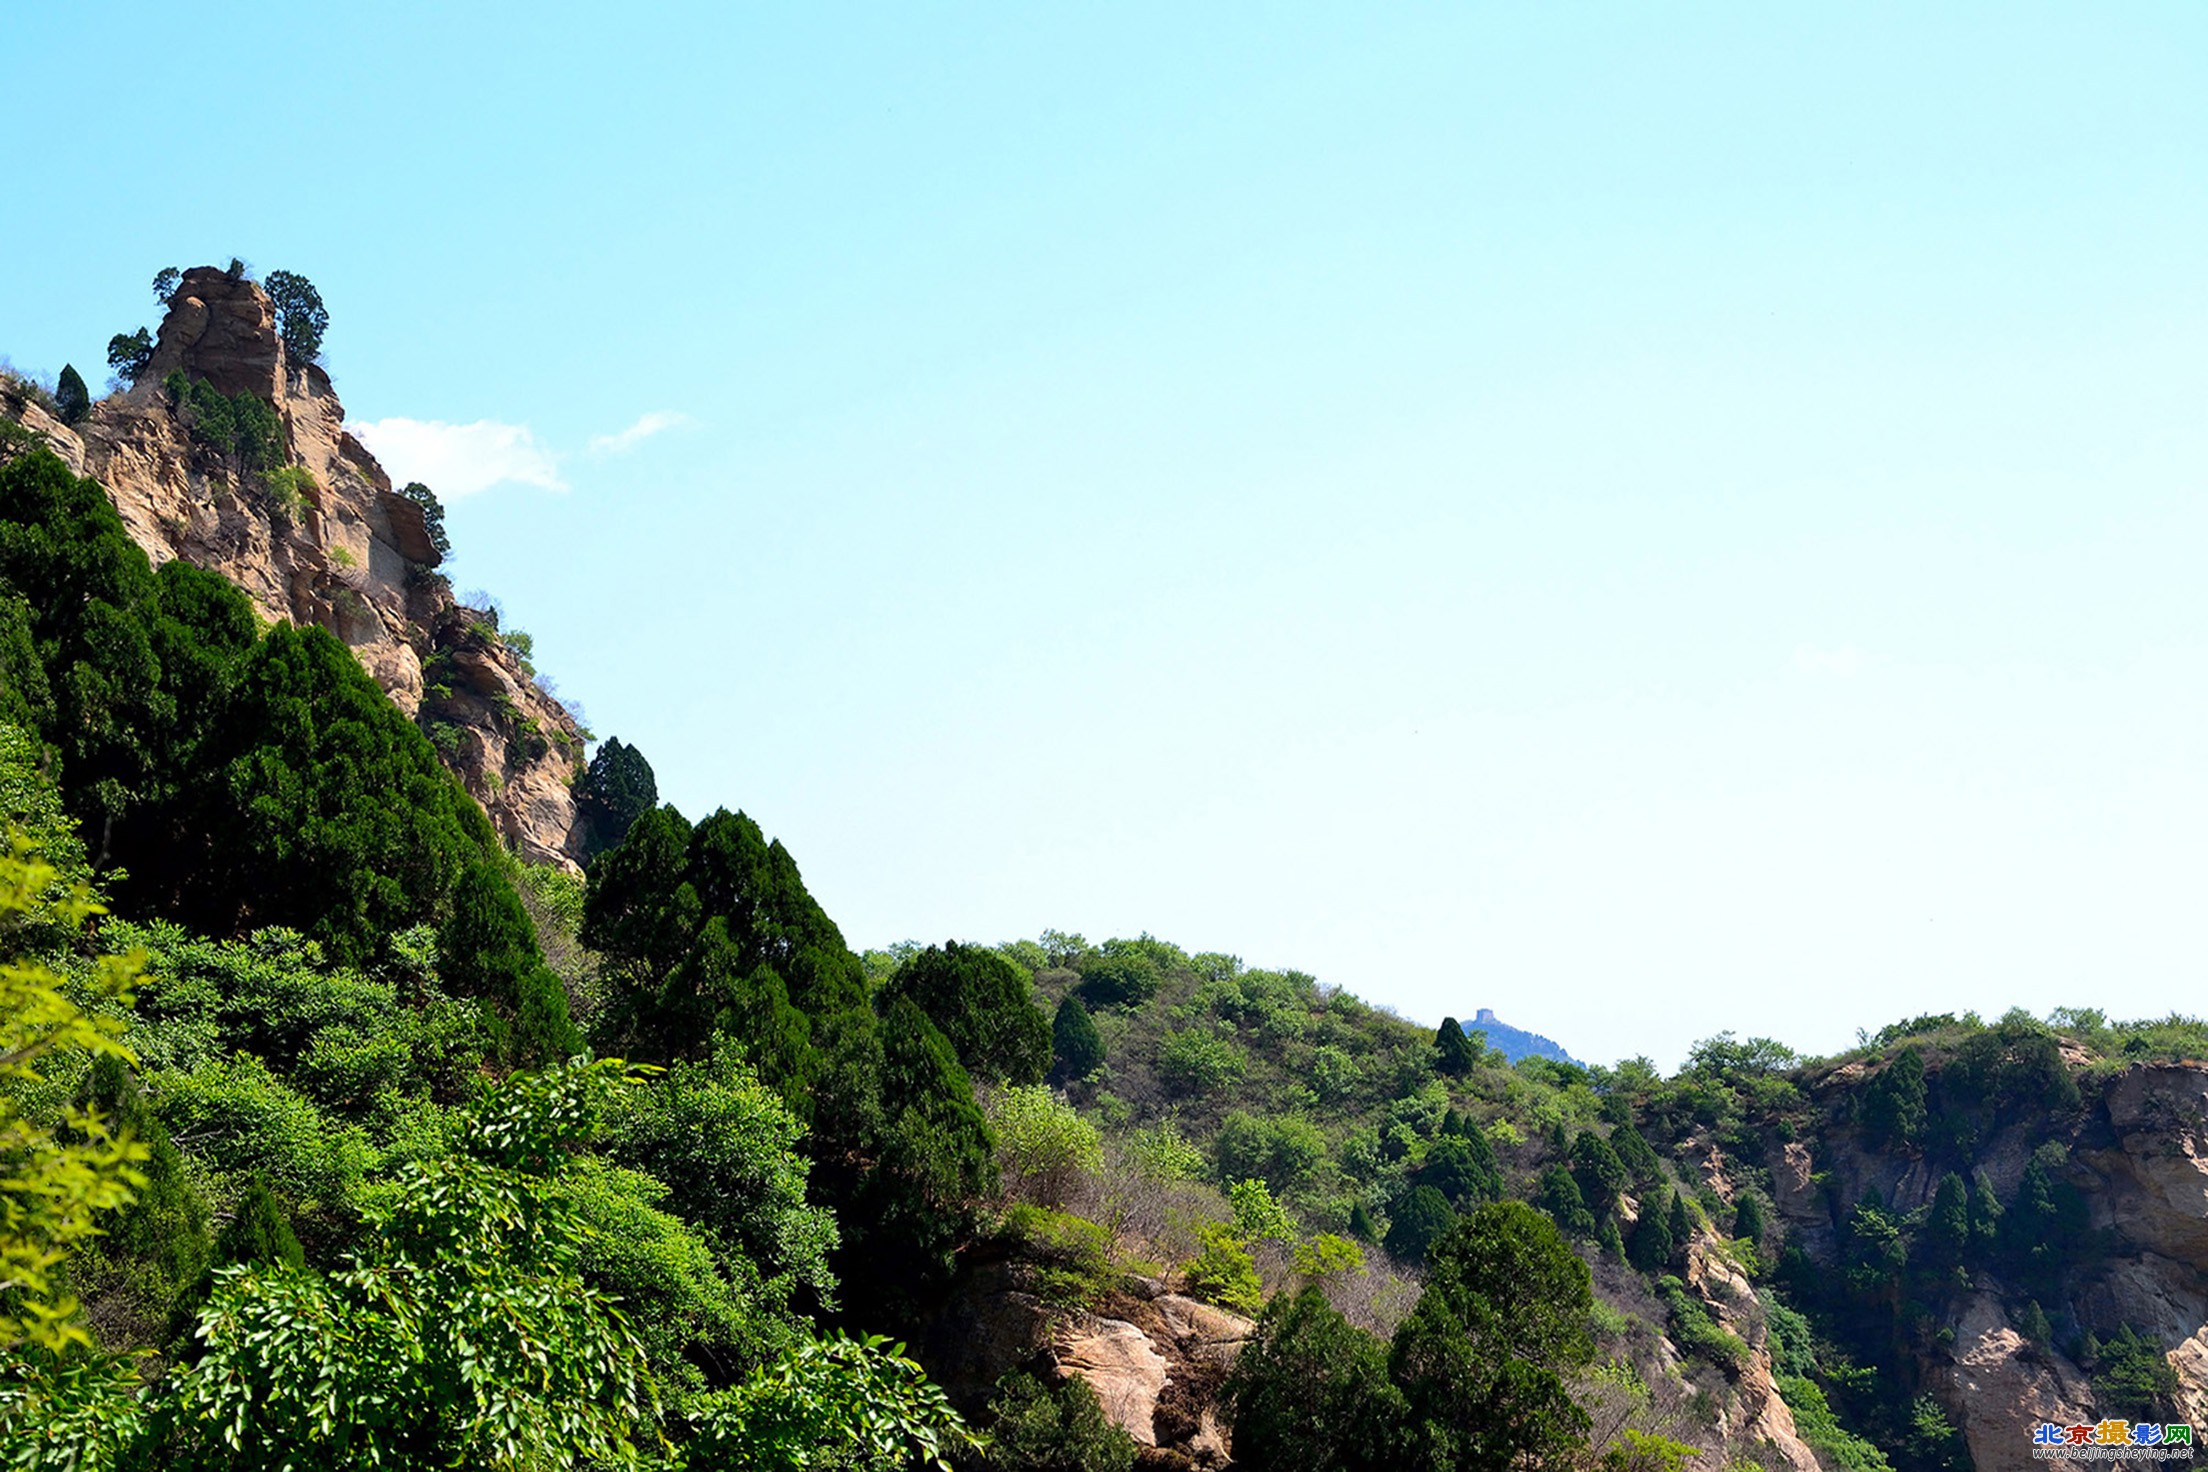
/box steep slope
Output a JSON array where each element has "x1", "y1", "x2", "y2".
[{"x1": 1, "y1": 265, "x2": 586, "y2": 866}]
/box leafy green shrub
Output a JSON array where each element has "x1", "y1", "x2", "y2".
[
  {"x1": 1655, "y1": 1275, "x2": 1747, "y2": 1369},
  {"x1": 1157, "y1": 1027, "x2": 1245, "y2": 1096},
  {"x1": 987, "y1": 1084, "x2": 1102, "y2": 1206},
  {"x1": 1184, "y1": 1221, "x2": 1263, "y2": 1313},
  {"x1": 1076, "y1": 949, "x2": 1159, "y2": 1009},
  {"x1": 1001, "y1": 1203, "x2": 1114, "y2": 1308},
  {"x1": 984, "y1": 1371, "x2": 1137, "y2": 1472},
  {"x1": 150, "y1": 1052, "x2": 373, "y2": 1211},
  {"x1": 680, "y1": 1331, "x2": 981, "y2": 1471},
  {"x1": 261, "y1": 464, "x2": 316, "y2": 521},
  {"x1": 1777, "y1": 1375, "x2": 1894, "y2": 1472}
]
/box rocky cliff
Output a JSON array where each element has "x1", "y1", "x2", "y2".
[
  {"x1": 1766, "y1": 1055, "x2": 2208, "y2": 1472},
  {"x1": 2, "y1": 266, "x2": 587, "y2": 868}
]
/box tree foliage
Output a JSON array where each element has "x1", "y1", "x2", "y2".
[
  {"x1": 575, "y1": 735, "x2": 655, "y2": 861},
  {"x1": 263, "y1": 270, "x2": 329, "y2": 364},
  {"x1": 53, "y1": 366, "x2": 88, "y2": 426},
  {"x1": 1389, "y1": 1201, "x2": 1597, "y2": 1472}
]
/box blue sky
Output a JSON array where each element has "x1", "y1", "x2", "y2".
[{"x1": 6, "y1": 4, "x2": 2205, "y2": 1067}]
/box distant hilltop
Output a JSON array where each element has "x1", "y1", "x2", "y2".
[{"x1": 1462, "y1": 1007, "x2": 1578, "y2": 1065}]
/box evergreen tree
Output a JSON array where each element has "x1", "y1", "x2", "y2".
[
  {"x1": 1597, "y1": 1213, "x2": 1626, "y2": 1262},
  {"x1": 1666, "y1": 1191, "x2": 1694, "y2": 1259},
  {"x1": 54, "y1": 365, "x2": 89, "y2": 425},
  {"x1": 1924, "y1": 1171, "x2": 1971, "y2": 1269},
  {"x1": 1733, "y1": 1191, "x2": 1767, "y2": 1246},
  {"x1": 1609, "y1": 1121, "x2": 1663, "y2": 1187},
  {"x1": 574, "y1": 735, "x2": 655, "y2": 860},
  {"x1": 1348, "y1": 1201, "x2": 1379, "y2": 1244},
  {"x1": 1051, "y1": 994, "x2": 1105, "y2": 1081},
  {"x1": 264, "y1": 269, "x2": 329, "y2": 362},
  {"x1": 1433, "y1": 1017, "x2": 1477, "y2": 1076},
  {"x1": 2017, "y1": 1299, "x2": 2052, "y2": 1345},
  {"x1": 1384, "y1": 1185, "x2": 1456, "y2": 1265},
  {"x1": 1968, "y1": 1170, "x2": 2003, "y2": 1256},
  {"x1": 1423, "y1": 1133, "x2": 1502, "y2": 1207},
  {"x1": 1226, "y1": 1287, "x2": 1404, "y2": 1472},
  {"x1": 1629, "y1": 1190, "x2": 1675, "y2": 1273},
  {"x1": 1390, "y1": 1202, "x2": 1597, "y2": 1472},
  {"x1": 1568, "y1": 1131, "x2": 1629, "y2": 1214},
  {"x1": 1861, "y1": 1044, "x2": 1928, "y2": 1148},
  {"x1": 79, "y1": 1054, "x2": 209, "y2": 1319},
  {"x1": 881, "y1": 941, "x2": 1049, "y2": 1086},
  {"x1": 1538, "y1": 1163, "x2": 1595, "y2": 1239},
  {"x1": 396, "y1": 480, "x2": 452, "y2": 562}
]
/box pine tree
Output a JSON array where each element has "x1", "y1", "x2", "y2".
[
  {"x1": 54, "y1": 364, "x2": 89, "y2": 425},
  {"x1": 1968, "y1": 1170, "x2": 2003, "y2": 1256},
  {"x1": 1733, "y1": 1192, "x2": 1767, "y2": 1245},
  {"x1": 1349, "y1": 1201, "x2": 1379, "y2": 1244},
  {"x1": 1598, "y1": 1213, "x2": 1626, "y2": 1262},
  {"x1": 1925, "y1": 1171, "x2": 1971, "y2": 1268},
  {"x1": 1667, "y1": 1191, "x2": 1694, "y2": 1260},
  {"x1": 1433, "y1": 1017, "x2": 1476, "y2": 1076},
  {"x1": 1629, "y1": 1190, "x2": 1675, "y2": 1273},
  {"x1": 1051, "y1": 994, "x2": 1105, "y2": 1081}
]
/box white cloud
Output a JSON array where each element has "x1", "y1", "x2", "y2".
[
  {"x1": 1792, "y1": 643, "x2": 1868, "y2": 678},
  {"x1": 347, "y1": 418, "x2": 566, "y2": 498},
  {"x1": 588, "y1": 410, "x2": 688, "y2": 456}
]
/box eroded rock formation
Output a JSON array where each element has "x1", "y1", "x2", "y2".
[{"x1": 7, "y1": 266, "x2": 586, "y2": 866}]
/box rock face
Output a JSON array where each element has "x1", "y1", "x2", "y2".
[
  {"x1": 3, "y1": 267, "x2": 587, "y2": 868},
  {"x1": 921, "y1": 1262, "x2": 1254, "y2": 1469},
  {"x1": 1773, "y1": 1059, "x2": 2208, "y2": 1466}
]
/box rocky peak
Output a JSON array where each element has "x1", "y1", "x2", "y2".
[
  {"x1": 6, "y1": 268, "x2": 588, "y2": 869},
  {"x1": 144, "y1": 265, "x2": 288, "y2": 402}
]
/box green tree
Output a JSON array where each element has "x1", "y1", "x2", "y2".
[
  {"x1": 1539, "y1": 1163, "x2": 1595, "y2": 1238},
  {"x1": 1389, "y1": 1201, "x2": 1598, "y2": 1472},
  {"x1": 574, "y1": 735, "x2": 655, "y2": 861},
  {"x1": 1861, "y1": 1045, "x2": 1927, "y2": 1149},
  {"x1": 0, "y1": 832, "x2": 150, "y2": 1351},
  {"x1": 106, "y1": 328, "x2": 153, "y2": 383},
  {"x1": 1609, "y1": 1122, "x2": 1663, "y2": 1187},
  {"x1": 164, "y1": 1059, "x2": 658, "y2": 1469},
  {"x1": 152, "y1": 267, "x2": 182, "y2": 305},
  {"x1": 263, "y1": 270, "x2": 329, "y2": 363},
  {"x1": 1570, "y1": 1132, "x2": 1629, "y2": 1214},
  {"x1": 1733, "y1": 1191, "x2": 1767, "y2": 1247},
  {"x1": 1923, "y1": 1171, "x2": 1970, "y2": 1270},
  {"x1": 1226, "y1": 1286, "x2": 1405, "y2": 1472},
  {"x1": 395, "y1": 480, "x2": 452, "y2": 562},
  {"x1": 1433, "y1": 1017, "x2": 1477, "y2": 1076},
  {"x1": 1666, "y1": 1191, "x2": 1694, "y2": 1257},
  {"x1": 1051, "y1": 994, "x2": 1104, "y2": 1081},
  {"x1": 984, "y1": 1371, "x2": 1136, "y2": 1472},
  {"x1": 1598, "y1": 1213, "x2": 1627, "y2": 1261},
  {"x1": 1075, "y1": 950, "x2": 1159, "y2": 1009},
  {"x1": 2093, "y1": 1325, "x2": 2180, "y2": 1421},
  {"x1": 53, "y1": 365, "x2": 89, "y2": 425},
  {"x1": 1968, "y1": 1170, "x2": 2002, "y2": 1256},
  {"x1": 1629, "y1": 1190, "x2": 1675, "y2": 1273},
  {"x1": 1422, "y1": 1132, "x2": 1502, "y2": 1207},
  {"x1": 1384, "y1": 1184, "x2": 1456, "y2": 1265},
  {"x1": 881, "y1": 941, "x2": 1049, "y2": 1086},
  {"x1": 680, "y1": 1331, "x2": 980, "y2": 1471},
  {"x1": 76, "y1": 1053, "x2": 210, "y2": 1328}
]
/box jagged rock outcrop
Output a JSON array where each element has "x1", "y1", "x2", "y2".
[
  {"x1": 1679, "y1": 1236, "x2": 1822, "y2": 1472},
  {"x1": 5, "y1": 267, "x2": 587, "y2": 867},
  {"x1": 922, "y1": 1261, "x2": 1253, "y2": 1468}
]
